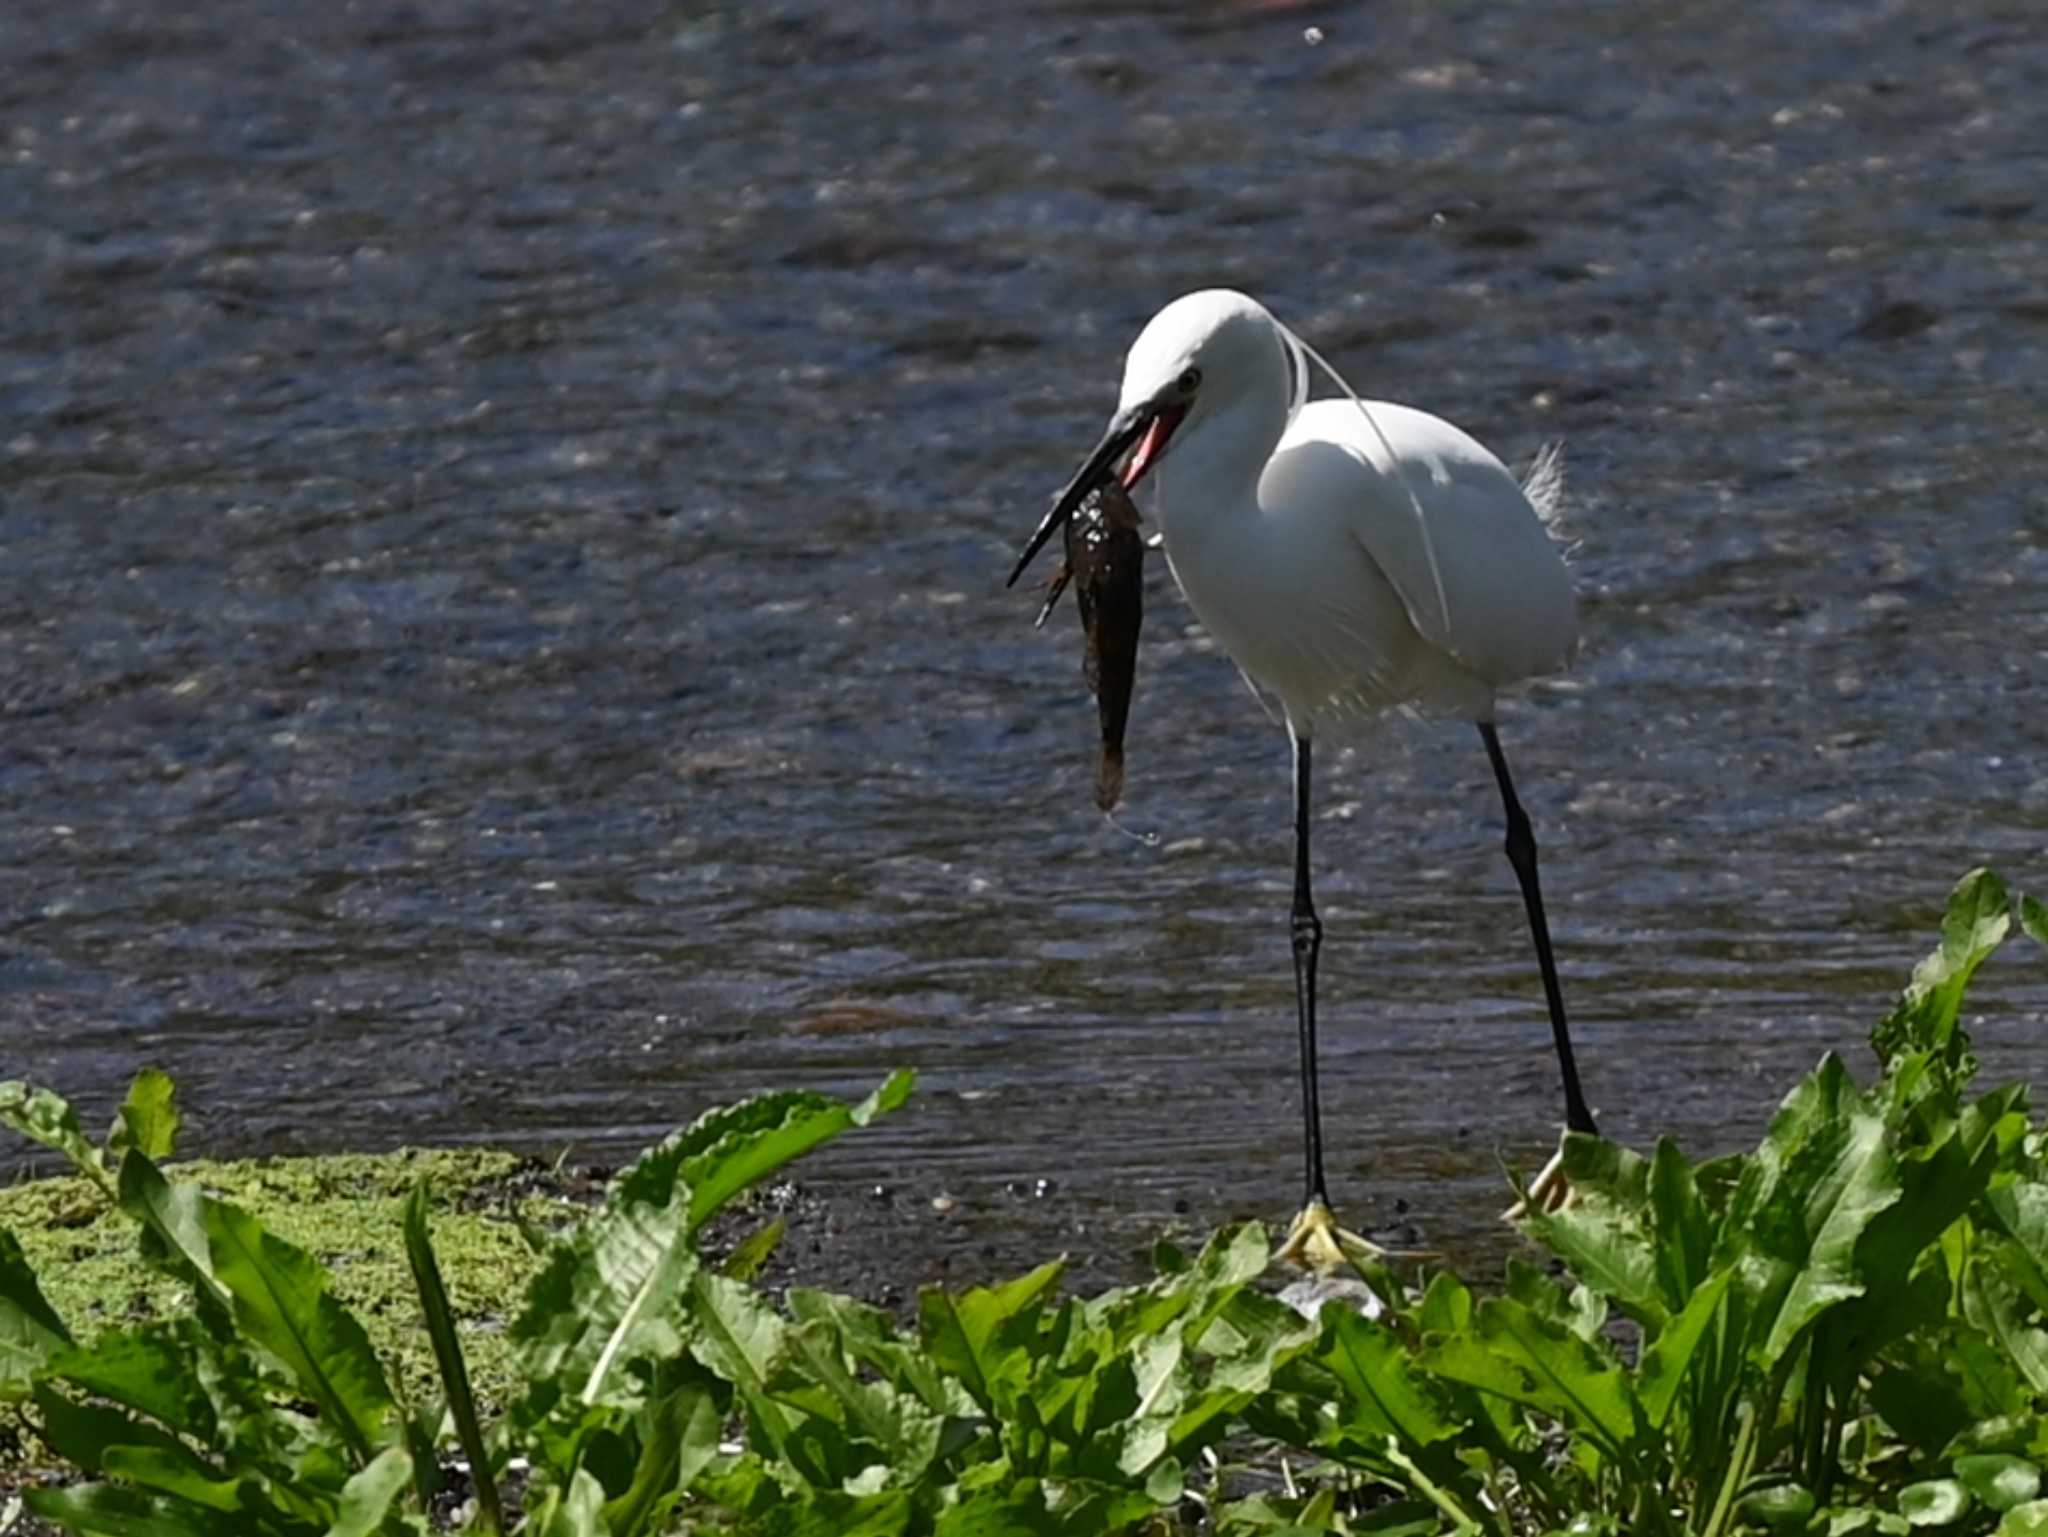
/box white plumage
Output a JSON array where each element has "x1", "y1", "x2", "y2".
[
  {"x1": 1009, "y1": 287, "x2": 1597, "y2": 1268},
  {"x1": 1123, "y1": 290, "x2": 1578, "y2": 735}
]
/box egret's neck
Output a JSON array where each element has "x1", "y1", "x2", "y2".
[{"x1": 1153, "y1": 380, "x2": 1291, "y2": 545}]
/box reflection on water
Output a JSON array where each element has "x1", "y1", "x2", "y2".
[{"x1": 2, "y1": 0, "x2": 2046, "y2": 1277}]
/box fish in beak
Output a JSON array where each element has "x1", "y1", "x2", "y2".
[{"x1": 1006, "y1": 400, "x2": 1186, "y2": 588}]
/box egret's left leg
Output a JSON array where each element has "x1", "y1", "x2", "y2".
[{"x1": 1479, "y1": 722, "x2": 1594, "y2": 1215}]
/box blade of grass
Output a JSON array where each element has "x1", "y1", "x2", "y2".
[{"x1": 405, "y1": 1181, "x2": 502, "y2": 1535}]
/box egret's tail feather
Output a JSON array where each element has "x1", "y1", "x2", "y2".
[{"x1": 1519, "y1": 440, "x2": 1567, "y2": 528}]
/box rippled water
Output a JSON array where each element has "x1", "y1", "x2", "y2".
[{"x1": 3, "y1": 0, "x2": 2046, "y2": 1279}]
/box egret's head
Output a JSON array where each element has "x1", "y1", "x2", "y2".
[{"x1": 1007, "y1": 288, "x2": 1299, "y2": 588}]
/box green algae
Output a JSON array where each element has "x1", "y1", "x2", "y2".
[{"x1": 0, "y1": 1144, "x2": 586, "y2": 1460}]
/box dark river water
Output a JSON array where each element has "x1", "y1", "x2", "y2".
[{"x1": 4, "y1": 0, "x2": 2047, "y2": 1283}]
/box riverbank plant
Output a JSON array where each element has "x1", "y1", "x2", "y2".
[{"x1": 4, "y1": 868, "x2": 2048, "y2": 1534}]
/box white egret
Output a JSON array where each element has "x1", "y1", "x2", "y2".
[{"x1": 1008, "y1": 290, "x2": 1596, "y2": 1269}]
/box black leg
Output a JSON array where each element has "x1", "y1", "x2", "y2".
[
  {"x1": 1291, "y1": 732, "x2": 1330, "y2": 1206},
  {"x1": 1478, "y1": 722, "x2": 1597, "y2": 1137}
]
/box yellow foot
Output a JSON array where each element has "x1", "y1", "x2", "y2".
[
  {"x1": 1503, "y1": 1142, "x2": 1575, "y2": 1222},
  {"x1": 1277, "y1": 1199, "x2": 1397, "y2": 1275}
]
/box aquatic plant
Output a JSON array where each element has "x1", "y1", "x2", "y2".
[{"x1": 4, "y1": 868, "x2": 2048, "y2": 1534}]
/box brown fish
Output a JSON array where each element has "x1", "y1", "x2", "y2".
[{"x1": 1035, "y1": 480, "x2": 1145, "y2": 810}]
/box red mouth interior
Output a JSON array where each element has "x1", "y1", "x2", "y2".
[{"x1": 1120, "y1": 407, "x2": 1185, "y2": 490}]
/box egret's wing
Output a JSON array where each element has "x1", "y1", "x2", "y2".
[{"x1": 1268, "y1": 400, "x2": 1578, "y2": 689}]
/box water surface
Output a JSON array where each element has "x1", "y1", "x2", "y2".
[{"x1": 3, "y1": 0, "x2": 2047, "y2": 1282}]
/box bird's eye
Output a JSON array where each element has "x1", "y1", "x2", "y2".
[{"x1": 1176, "y1": 367, "x2": 1202, "y2": 395}]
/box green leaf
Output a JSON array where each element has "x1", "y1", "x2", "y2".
[
  {"x1": 1, "y1": 1226, "x2": 73, "y2": 1398},
  {"x1": 1638, "y1": 1266, "x2": 1734, "y2": 1429},
  {"x1": 512, "y1": 1186, "x2": 701, "y2": 1412},
  {"x1": 1985, "y1": 1185, "x2": 2048, "y2": 1315},
  {"x1": 32, "y1": 1383, "x2": 216, "y2": 1480},
  {"x1": 1965, "y1": 1258, "x2": 2048, "y2": 1396},
  {"x1": 1521, "y1": 1138, "x2": 1667, "y2": 1328},
  {"x1": 1899, "y1": 1478, "x2": 1971, "y2": 1525},
  {"x1": 404, "y1": 1182, "x2": 501, "y2": 1533},
  {"x1": 201, "y1": 1189, "x2": 397, "y2": 1466},
  {"x1": 1319, "y1": 1307, "x2": 1461, "y2": 1451},
  {"x1": 2020, "y1": 895, "x2": 2048, "y2": 950},
  {"x1": 99, "y1": 1445, "x2": 249, "y2": 1512},
  {"x1": 918, "y1": 1259, "x2": 1065, "y2": 1416},
  {"x1": 1998, "y1": 1500, "x2": 2048, "y2": 1536},
  {"x1": 1958, "y1": 1455, "x2": 2042, "y2": 1513},
  {"x1": 786, "y1": 1288, "x2": 975, "y2": 1417},
  {"x1": 0, "y1": 1081, "x2": 111, "y2": 1194},
  {"x1": 617, "y1": 1071, "x2": 915, "y2": 1234},
  {"x1": 600, "y1": 1377, "x2": 723, "y2": 1537},
  {"x1": 1425, "y1": 1294, "x2": 1642, "y2": 1462},
  {"x1": 721, "y1": 1217, "x2": 786, "y2": 1282},
  {"x1": 1738, "y1": 1484, "x2": 1817, "y2": 1532},
  {"x1": 328, "y1": 1446, "x2": 417, "y2": 1537},
  {"x1": 527, "y1": 1467, "x2": 610, "y2": 1537},
  {"x1": 782, "y1": 1316, "x2": 947, "y2": 1480},
  {"x1": 1724, "y1": 1053, "x2": 1902, "y2": 1367},
  {"x1": 107, "y1": 1069, "x2": 180, "y2": 1163},
  {"x1": 1873, "y1": 869, "x2": 2009, "y2": 1080},
  {"x1": 688, "y1": 1268, "x2": 797, "y2": 1458},
  {"x1": 22, "y1": 1482, "x2": 228, "y2": 1537},
  {"x1": 114, "y1": 1150, "x2": 230, "y2": 1316},
  {"x1": 47, "y1": 1325, "x2": 218, "y2": 1444}
]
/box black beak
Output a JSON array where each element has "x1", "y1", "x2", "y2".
[{"x1": 1006, "y1": 402, "x2": 1152, "y2": 589}]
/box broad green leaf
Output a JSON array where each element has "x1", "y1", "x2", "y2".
[
  {"x1": 782, "y1": 1316, "x2": 946, "y2": 1479},
  {"x1": 1958, "y1": 1455, "x2": 2043, "y2": 1513},
  {"x1": 23, "y1": 1482, "x2": 228, "y2": 1537},
  {"x1": 786, "y1": 1288, "x2": 975, "y2": 1417},
  {"x1": 527, "y1": 1467, "x2": 610, "y2": 1537},
  {"x1": 1946, "y1": 1414, "x2": 2039, "y2": 1458},
  {"x1": 0, "y1": 1081, "x2": 111, "y2": 1193},
  {"x1": 600, "y1": 1378, "x2": 723, "y2": 1537},
  {"x1": 108, "y1": 1069, "x2": 179, "y2": 1162},
  {"x1": 405, "y1": 1182, "x2": 501, "y2": 1533},
  {"x1": 1873, "y1": 868, "x2": 2008, "y2": 1079},
  {"x1": 2020, "y1": 894, "x2": 2048, "y2": 950},
  {"x1": 1986, "y1": 1185, "x2": 2048, "y2": 1315},
  {"x1": 1, "y1": 1226, "x2": 72, "y2": 1397},
  {"x1": 1966, "y1": 1259, "x2": 2048, "y2": 1396},
  {"x1": 33, "y1": 1383, "x2": 216, "y2": 1479},
  {"x1": 1738, "y1": 1484, "x2": 1817, "y2": 1532},
  {"x1": 512, "y1": 1187, "x2": 701, "y2": 1411},
  {"x1": 327, "y1": 1446, "x2": 416, "y2": 1537},
  {"x1": 1416, "y1": 1270, "x2": 1474, "y2": 1335},
  {"x1": 99, "y1": 1445, "x2": 249, "y2": 1512},
  {"x1": 918, "y1": 1258, "x2": 1064, "y2": 1415},
  {"x1": 115, "y1": 1150, "x2": 230, "y2": 1315},
  {"x1": 1169, "y1": 1288, "x2": 1321, "y2": 1454},
  {"x1": 201, "y1": 1191, "x2": 397, "y2": 1466},
  {"x1": 616, "y1": 1072, "x2": 915, "y2": 1233},
  {"x1": 1650, "y1": 1137, "x2": 1716, "y2": 1304},
  {"x1": 1638, "y1": 1266, "x2": 1734, "y2": 1429},
  {"x1": 1425, "y1": 1295, "x2": 1641, "y2": 1461},
  {"x1": 1999, "y1": 1500, "x2": 2048, "y2": 1536},
  {"x1": 1520, "y1": 1140, "x2": 1667, "y2": 1330},
  {"x1": 1899, "y1": 1478, "x2": 1971, "y2": 1525},
  {"x1": 1322, "y1": 1307, "x2": 1461, "y2": 1451},
  {"x1": 48, "y1": 1325, "x2": 218, "y2": 1444},
  {"x1": 1724, "y1": 1053, "x2": 1902, "y2": 1367},
  {"x1": 688, "y1": 1268, "x2": 796, "y2": 1456}
]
